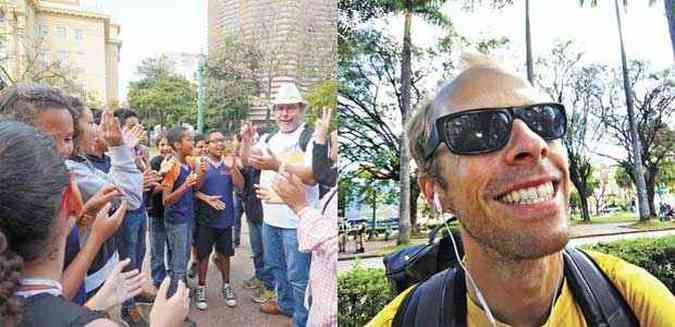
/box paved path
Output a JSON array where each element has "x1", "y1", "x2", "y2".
[
  {"x1": 338, "y1": 229, "x2": 675, "y2": 272},
  {"x1": 109, "y1": 221, "x2": 291, "y2": 327}
]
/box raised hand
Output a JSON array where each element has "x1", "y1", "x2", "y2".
[
  {"x1": 150, "y1": 278, "x2": 189, "y2": 327},
  {"x1": 314, "y1": 107, "x2": 333, "y2": 144},
  {"x1": 249, "y1": 148, "x2": 280, "y2": 171},
  {"x1": 271, "y1": 171, "x2": 308, "y2": 213},
  {"x1": 240, "y1": 121, "x2": 256, "y2": 145},
  {"x1": 255, "y1": 184, "x2": 284, "y2": 204},
  {"x1": 79, "y1": 185, "x2": 123, "y2": 227},
  {"x1": 159, "y1": 155, "x2": 176, "y2": 176},
  {"x1": 185, "y1": 172, "x2": 199, "y2": 187},
  {"x1": 85, "y1": 258, "x2": 145, "y2": 311},
  {"x1": 100, "y1": 110, "x2": 124, "y2": 147},
  {"x1": 143, "y1": 169, "x2": 162, "y2": 192},
  {"x1": 90, "y1": 200, "x2": 127, "y2": 244},
  {"x1": 122, "y1": 124, "x2": 145, "y2": 149}
]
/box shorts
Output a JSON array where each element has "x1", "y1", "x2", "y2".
[{"x1": 195, "y1": 224, "x2": 234, "y2": 260}]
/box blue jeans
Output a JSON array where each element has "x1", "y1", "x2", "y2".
[
  {"x1": 263, "y1": 223, "x2": 311, "y2": 327},
  {"x1": 166, "y1": 222, "x2": 189, "y2": 297},
  {"x1": 149, "y1": 215, "x2": 172, "y2": 287},
  {"x1": 118, "y1": 210, "x2": 147, "y2": 310},
  {"x1": 248, "y1": 220, "x2": 274, "y2": 289}
]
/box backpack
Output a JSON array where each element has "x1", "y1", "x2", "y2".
[
  {"x1": 387, "y1": 235, "x2": 639, "y2": 327},
  {"x1": 264, "y1": 124, "x2": 314, "y2": 152}
]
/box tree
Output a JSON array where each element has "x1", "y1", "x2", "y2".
[
  {"x1": 203, "y1": 36, "x2": 261, "y2": 133},
  {"x1": 383, "y1": 0, "x2": 451, "y2": 244},
  {"x1": 579, "y1": 0, "x2": 652, "y2": 220},
  {"x1": 535, "y1": 40, "x2": 598, "y2": 222},
  {"x1": 127, "y1": 55, "x2": 197, "y2": 128},
  {"x1": 592, "y1": 61, "x2": 675, "y2": 217}
]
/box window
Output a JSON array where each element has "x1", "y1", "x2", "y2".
[
  {"x1": 74, "y1": 29, "x2": 83, "y2": 41},
  {"x1": 56, "y1": 26, "x2": 66, "y2": 39}
]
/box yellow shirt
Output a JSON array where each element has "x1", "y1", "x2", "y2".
[{"x1": 366, "y1": 250, "x2": 675, "y2": 327}]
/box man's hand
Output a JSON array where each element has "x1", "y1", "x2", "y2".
[
  {"x1": 100, "y1": 110, "x2": 124, "y2": 147},
  {"x1": 255, "y1": 185, "x2": 284, "y2": 204},
  {"x1": 90, "y1": 200, "x2": 127, "y2": 244},
  {"x1": 79, "y1": 185, "x2": 123, "y2": 227},
  {"x1": 240, "y1": 122, "x2": 256, "y2": 145},
  {"x1": 250, "y1": 148, "x2": 280, "y2": 171},
  {"x1": 150, "y1": 278, "x2": 189, "y2": 327},
  {"x1": 271, "y1": 171, "x2": 308, "y2": 213},
  {"x1": 123, "y1": 124, "x2": 145, "y2": 149},
  {"x1": 314, "y1": 107, "x2": 332, "y2": 144},
  {"x1": 86, "y1": 258, "x2": 145, "y2": 312},
  {"x1": 197, "y1": 158, "x2": 208, "y2": 177},
  {"x1": 202, "y1": 194, "x2": 226, "y2": 210}
]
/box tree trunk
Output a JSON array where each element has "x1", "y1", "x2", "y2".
[
  {"x1": 397, "y1": 5, "x2": 413, "y2": 245},
  {"x1": 665, "y1": 0, "x2": 675, "y2": 61},
  {"x1": 646, "y1": 166, "x2": 659, "y2": 217},
  {"x1": 410, "y1": 177, "x2": 420, "y2": 234},
  {"x1": 525, "y1": 0, "x2": 534, "y2": 83},
  {"x1": 579, "y1": 189, "x2": 591, "y2": 222},
  {"x1": 614, "y1": 0, "x2": 651, "y2": 221},
  {"x1": 370, "y1": 191, "x2": 377, "y2": 240}
]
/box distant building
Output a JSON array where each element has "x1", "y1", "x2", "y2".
[
  {"x1": 207, "y1": 0, "x2": 336, "y2": 123},
  {"x1": 0, "y1": 0, "x2": 121, "y2": 106}
]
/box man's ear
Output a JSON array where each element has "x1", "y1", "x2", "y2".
[{"x1": 418, "y1": 175, "x2": 435, "y2": 207}]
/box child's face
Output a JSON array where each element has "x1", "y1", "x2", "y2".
[
  {"x1": 158, "y1": 137, "x2": 173, "y2": 156},
  {"x1": 179, "y1": 133, "x2": 194, "y2": 156},
  {"x1": 195, "y1": 140, "x2": 207, "y2": 156}
]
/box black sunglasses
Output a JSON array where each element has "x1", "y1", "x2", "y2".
[{"x1": 424, "y1": 103, "x2": 567, "y2": 158}]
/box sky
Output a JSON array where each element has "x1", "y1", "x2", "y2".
[
  {"x1": 81, "y1": 0, "x2": 207, "y2": 102},
  {"x1": 375, "y1": 0, "x2": 674, "y2": 165}
]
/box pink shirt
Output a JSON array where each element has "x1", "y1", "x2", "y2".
[{"x1": 297, "y1": 187, "x2": 338, "y2": 327}]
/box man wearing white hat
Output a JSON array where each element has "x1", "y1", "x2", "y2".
[{"x1": 241, "y1": 82, "x2": 318, "y2": 327}]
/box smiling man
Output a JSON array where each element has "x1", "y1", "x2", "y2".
[{"x1": 367, "y1": 56, "x2": 675, "y2": 327}]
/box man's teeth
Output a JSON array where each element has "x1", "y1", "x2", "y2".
[{"x1": 499, "y1": 182, "x2": 554, "y2": 205}]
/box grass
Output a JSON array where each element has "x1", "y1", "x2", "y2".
[{"x1": 570, "y1": 211, "x2": 638, "y2": 225}]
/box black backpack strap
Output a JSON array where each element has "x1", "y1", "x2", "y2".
[
  {"x1": 392, "y1": 267, "x2": 466, "y2": 327},
  {"x1": 563, "y1": 247, "x2": 639, "y2": 327},
  {"x1": 299, "y1": 125, "x2": 314, "y2": 152}
]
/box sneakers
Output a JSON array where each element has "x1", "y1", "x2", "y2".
[
  {"x1": 222, "y1": 283, "x2": 237, "y2": 307},
  {"x1": 121, "y1": 306, "x2": 149, "y2": 327},
  {"x1": 195, "y1": 286, "x2": 207, "y2": 310},
  {"x1": 243, "y1": 276, "x2": 262, "y2": 290},
  {"x1": 252, "y1": 287, "x2": 275, "y2": 304}
]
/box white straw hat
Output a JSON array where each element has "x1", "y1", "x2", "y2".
[{"x1": 272, "y1": 82, "x2": 307, "y2": 105}]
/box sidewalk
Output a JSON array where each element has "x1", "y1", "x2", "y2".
[
  {"x1": 338, "y1": 222, "x2": 675, "y2": 261},
  {"x1": 109, "y1": 221, "x2": 291, "y2": 327}
]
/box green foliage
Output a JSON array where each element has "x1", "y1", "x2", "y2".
[
  {"x1": 127, "y1": 55, "x2": 197, "y2": 128},
  {"x1": 202, "y1": 36, "x2": 261, "y2": 134},
  {"x1": 582, "y1": 235, "x2": 675, "y2": 293},
  {"x1": 337, "y1": 265, "x2": 394, "y2": 327},
  {"x1": 338, "y1": 235, "x2": 675, "y2": 325},
  {"x1": 305, "y1": 80, "x2": 338, "y2": 130}
]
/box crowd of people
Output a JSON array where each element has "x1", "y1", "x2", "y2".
[{"x1": 0, "y1": 81, "x2": 337, "y2": 327}]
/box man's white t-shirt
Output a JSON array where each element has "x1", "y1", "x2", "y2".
[{"x1": 254, "y1": 123, "x2": 319, "y2": 229}]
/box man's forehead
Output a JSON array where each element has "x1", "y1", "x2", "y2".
[{"x1": 430, "y1": 65, "x2": 550, "y2": 120}]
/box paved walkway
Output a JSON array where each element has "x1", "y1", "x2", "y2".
[
  {"x1": 338, "y1": 228, "x2": 675, "y2": 272},
  {"x1": 109, "y1": 221, "x2": 291, "y2": 327},
  {"x1": 338, "y1": 222, "x2": 673, "y2": 261}
]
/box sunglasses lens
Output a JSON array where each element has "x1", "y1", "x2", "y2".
[
  {"x1": 444, "y1": 111, "x2": 511, "y2": 154},
  {"x1": 520, "y1": 104, "x2": 566, "y2": 140}
]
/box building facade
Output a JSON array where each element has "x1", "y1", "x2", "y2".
[
  {"x1": 0, "y1": 0, "x2": 121, "y2": 107},
  {"x1": 207, "y1": 0, "x2": 336, "y2": 122}
]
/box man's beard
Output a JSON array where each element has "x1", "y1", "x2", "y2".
[{"x1": 459, "y1": 211, "x2": 570, "y2": 260}]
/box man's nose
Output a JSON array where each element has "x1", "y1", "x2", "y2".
[{"x1": 503, "y1": 119, "x2": 549, "y2": 164}]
